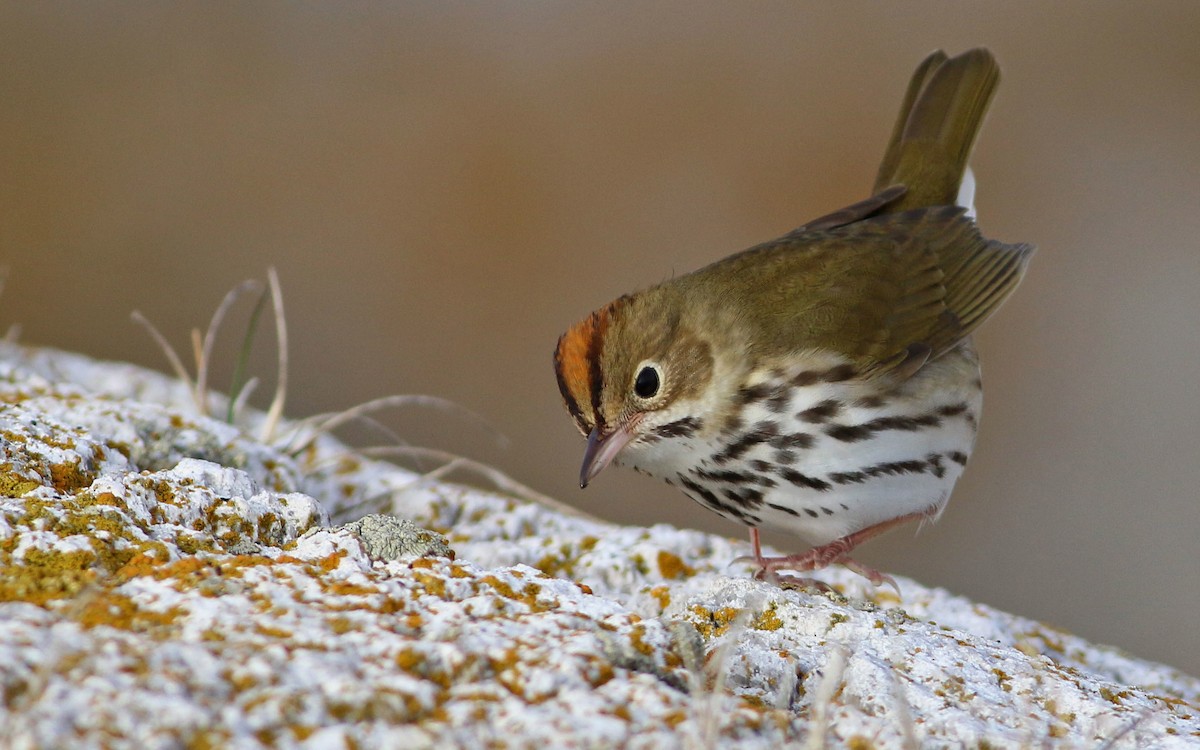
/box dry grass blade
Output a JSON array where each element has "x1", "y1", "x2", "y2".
[
  {"x1": 774, "y1": 656, "x2": 798, "y2": 712},
  {"x1": 131, "y1": 310, "x2": 197, "y2": 406},
  {"x1": 283, "y1": 394, "x2": 505, "y2": 456},
  {"x1": 230, "y1": 376, "x2": 260, "y2": 420},
  {"x1": 1097, "y1": 710, "x2": 1153, "y2": 749},
  {"x1": 260, "y1": 268, "x2": 288, "y2": 443},
  {"x1": 888, "y1": 662, "x2": 919, "y2": 750},
  {"x1": 805, "y1": 644, "x2": 848, "y2": 750},
  {"x1": 135, "y1": 279, "x2": 265, "y2": 419},
  {"x1": 359, "y1": 444, "x2": 599, "y2": 521},
  {"x1": 196, "y1": 279, "x2": 261, "y2": 416},
  {"x1": 685, "y1": 605, "x2": 755, "y2": 750},
  {"x1": 227, "y1": 281, "x2": 271, "y2": 423},
  {"x1": 0, "y1": 268, "x2": 14, "y2": 342}
]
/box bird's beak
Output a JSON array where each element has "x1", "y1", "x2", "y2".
[{"x1": 580, "y1": 424, "x2": 635, "y2": 488}]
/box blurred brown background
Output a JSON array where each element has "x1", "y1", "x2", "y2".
[{"x1": 1, "y1": 4, "x2": 1197, "y2": 674}]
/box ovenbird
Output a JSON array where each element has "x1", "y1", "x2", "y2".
[{"x1": 553, "y1": 48, "x2": 1033, "y2": 588}]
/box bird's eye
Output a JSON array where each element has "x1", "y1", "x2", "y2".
[{"x1": 634, "y1": 365, "x2": 661, "y2": 399}]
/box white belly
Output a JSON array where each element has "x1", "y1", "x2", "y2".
[{"x1": 620, "y1": 347, "x2": 983, "y2": 547}]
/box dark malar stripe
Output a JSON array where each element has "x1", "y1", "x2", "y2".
[{"x1": 654, "y1": 416, "x2": 702, "y2": 438}]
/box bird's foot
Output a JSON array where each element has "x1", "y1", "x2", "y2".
[
  {"x1": 736, "y1": 548, "x2": 898, "y2": 594},
  {"x1": 749, "y1": 568, "x2": 835, "y2": 593},
  {"x1": 736, "y1": 515, "x2": 924, "y2": 593},
  {"x1": 836, "y1": 556, "x2": 900, "y2": 594}
]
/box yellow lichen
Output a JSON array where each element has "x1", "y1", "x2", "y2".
[
  {"x1": 49, "y1": 460, "x2": 95, "y2": 494},
  {"x1": 992, "y1": 667, "x2": 1012, "y2": 692},
  {"x1": 0, "y1": 471, "x2": 41, "y2": 497},
  {"x1": 0, "y1": 552, "x2": 97, "y2": 604},
  {"x1": 648, "y1": 585, "x2": 671, "y2": 611},
  {"x1": 628, "y1": 623, "x2": 655, "y2": 656},
  {"x1": 752, "y1": 603, "x2": 784, "y2": 631},
  {"x1": 75, "y1": 591, "x2": 185, "y2": 632},
  {"x1": 656, "y1": 550, "x2": 695, "y2": 580},
  {"x1": 412, "y1": 571, "x2": 447, "y2": 598},
  {"x1": 254, "y1": 624, "x2": 294, "y2": 639},
  {"x1": 689, "y1": 605, "x2": 741, "y2": 638}
]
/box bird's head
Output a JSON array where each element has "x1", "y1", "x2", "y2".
[{"x1": 553, "y1": 291, "x2": 717, "y2": 487}]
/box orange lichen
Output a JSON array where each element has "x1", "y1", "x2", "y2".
[
  {"x1": 49, "y1": 460, "x2": 95, "y2": 494},
  {"x1": 0, "y1": 471, "x2": 41, "y2": 497},
  {"x1": 656, "y1": 550, "x2": 695, "y2": 580},
  {"x1": 689, "y1": 605, "x2": 742, "y2": 638},
  {"x1": 648, "y1": 585, "x2": 671, "y2": 611},
  {"x1": 752, "y1": 603, "x2": 784, "y2": 631},
  {"x1": 75, "y1": 591, "x2": 185, "y2": 632}
]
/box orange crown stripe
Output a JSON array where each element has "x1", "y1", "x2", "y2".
[{"x1": 554, "y1": 298, "x2": 627, "y2": 432}]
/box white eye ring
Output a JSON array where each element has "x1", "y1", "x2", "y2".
[{"x1": 633, "y1": 362, "x2": 662, "y2": 400}]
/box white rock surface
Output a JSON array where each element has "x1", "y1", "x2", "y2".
[{"x1": 0, "y1": 342, "x2": 1196, "y2": 749}]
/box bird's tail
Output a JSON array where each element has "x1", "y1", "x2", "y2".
[{"x1": 873, "y1": 48, "x2": 1000, "y2": 213}]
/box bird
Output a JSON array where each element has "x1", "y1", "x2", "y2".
[{"x1": 553, "y1": 48, "x2": 1033, "y2": 588}]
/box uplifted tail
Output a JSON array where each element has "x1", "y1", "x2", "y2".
[{"x1": 873, "y1": 48, "x2": 1000, "y2": 213}]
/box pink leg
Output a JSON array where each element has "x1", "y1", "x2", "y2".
[
  {"x1": 748, "y1": 527, "x2": 764, "y2": 563},
  {"x1": 740, "y1": 526, "x2": 836, "y2": 592},
  {"x1": 737, "y1": 511, "x2": 930, "y2": 592}
]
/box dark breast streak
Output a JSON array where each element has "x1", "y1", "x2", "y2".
[{"x1": 672, "y1": 367, "x2": 979, "y2": 529}]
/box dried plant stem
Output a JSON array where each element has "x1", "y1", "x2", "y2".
[
  {"x1": 805, "y1": 645, "x2": 848, "y2": 750},
  {"x1": 360, "y1": 444, "x2": 600, "y2": 521},
  {"x1": 230, "y1": 376, "x2": 260, "y2": 419},
  {"x1": 283, "y1": 394, "x2": 503, "y2": 456},
  {"x1": 260, "y1": 268, "x2": 288, "y2": 443},
  {"x1": 197, "y1": 279, "x2": 261, "y2": 415},
  {"x1": 131, "y1": 310, "x2": 196, "y2": 404},
  {"x1": 228, "y1": 282, "x2": 271, "y2": 423},
  {"x1": 0, "y1": 269, "x2": 15, "y2": 342}
]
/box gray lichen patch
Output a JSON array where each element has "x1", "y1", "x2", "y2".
[{"x1": 333, "y1": 513, "x2": 453, "y2": 561}]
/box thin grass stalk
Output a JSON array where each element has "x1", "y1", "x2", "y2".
[
  {"x1": 131, "y1": 310, "x2": 197, "y2": 407},
  {"x1": 227, "y1": 282, "x2": 271, "y2": 423},
  {"x1": 260, "y1": 268, "x2": 287, "y2": 443},
  {"x1": 359, "y1": 444, "x2": 599, "y2": 521},
  {"x1": 195, "y1": 279, "x2": 260, "y2": 418}
]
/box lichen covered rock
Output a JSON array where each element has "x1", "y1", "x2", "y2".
[{"x1": 0, "y1": 343, "x2": 1196, "y2": 749}]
